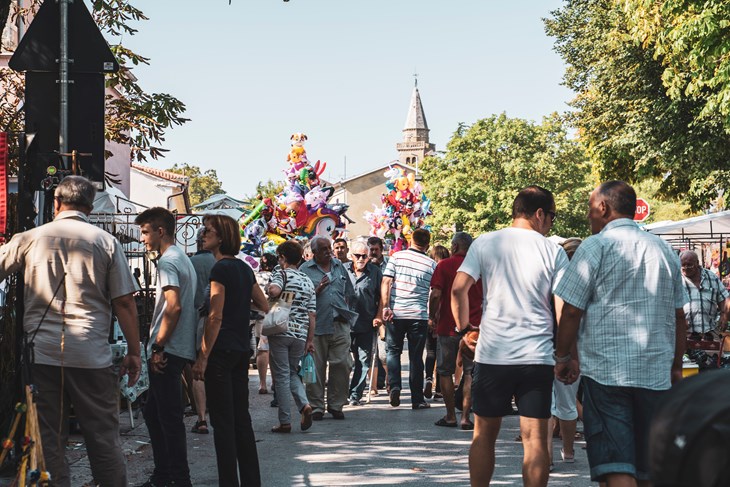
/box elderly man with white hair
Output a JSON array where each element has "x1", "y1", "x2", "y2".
[
  {"x1": 680, "y1": 250, "x2": 730, "y2": 340},
  {"x1": 345, "y1": 240, "x2": 384, "y2": 405},
  {"x1": 300, "y1": 235, "x2": 357, "y2": 420}
]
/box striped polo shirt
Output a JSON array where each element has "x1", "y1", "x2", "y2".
[{"x1": 383, "y1": 248, "x2": 436, "y2": 320}]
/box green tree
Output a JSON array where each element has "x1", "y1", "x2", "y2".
[
  {"x1": 421, "y1": 113, "x2": 593, "y2": 240},
  {"x1": 623, "y1": 0, "x2": 730, "y2": 129},
  {"x1": 245, "y1": 179, "x2": 285, "y2": 203},
  {"x1": 545, "y1": 0, "x2": 730, "y2": 212},
  {"x1": 166, "y1": 163, "x2": 223, "y2": 207},
  {"x1": 0, "y1": 0, "x2": 188, "y2": 169}
]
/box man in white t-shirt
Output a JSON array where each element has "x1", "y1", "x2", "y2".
[{"x1": 452, "y1": 185, "x2": 568, "y2": 487}]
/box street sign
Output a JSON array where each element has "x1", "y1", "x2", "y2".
[{"x1": 634, "y1": 197, "x2": 650, "y2": 222}]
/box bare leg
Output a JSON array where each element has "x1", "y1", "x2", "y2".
[
  {"x1": 604, "y1": 474, "x2": 639, "y2": 487},
  {"x1": 461, "y1": 373, "x2": 473, "y2": 427},
  {"x1": 469, "y1": 415, "x2": 502, "y2": 486},
  {"x1": 547, "y1": 416, "x2": 555, "y2": 466},
  {"x1": 520, "y1": 416, "x2": 550, "y2": 487},
  {"x1": 192, "y1": 379, "x2": 206, "y2": 422},
  {"x1": 439, "y1": 374, "x2": 457, "y2": 422},
  {"x1": 257, "y1": 350, "x2": 269, "y2": 393},
  {"x1": 559, "y1": 419, "x2": 576, "y2": 458}
]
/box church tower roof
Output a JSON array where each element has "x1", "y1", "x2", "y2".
[{"x1": 403, "y1": 86, "x2": 429, "y2": 131}]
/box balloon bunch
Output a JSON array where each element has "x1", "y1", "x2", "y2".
[
  {"x1": 364, "y1": 165, "x2": 432, "y2": 252},
  {"x1": 239, "y1": 133, "x2": 350, "y2": 256}
]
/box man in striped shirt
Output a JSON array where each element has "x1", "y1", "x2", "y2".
[{"x1": 381, "y1": 228, "x2": 437, "y2": 409}]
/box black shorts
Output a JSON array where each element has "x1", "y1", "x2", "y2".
[{"x1": 471, "y1": 363, "x2": 553, "y2": 418}]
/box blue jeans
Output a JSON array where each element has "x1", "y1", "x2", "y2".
[
  {"x1": 349, "y1": 331, "x2": 374, "y2": 401},
  {"x1": 144, "y1": 353, "x2": 191, "y2": 486},
  {"x1": 386, "y1": 319, "x2": 428, "y2": 405},
  {"x1": 582, "y1": 376, "x2": 665, "y2": 482}
]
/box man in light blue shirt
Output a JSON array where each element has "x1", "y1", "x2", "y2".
[{"x1": 554, "y1": 181, "x2": 688, "y2": 485}]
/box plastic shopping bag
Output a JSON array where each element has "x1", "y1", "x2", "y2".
[{"x1": 299, "y1": 352, "x2": 316, "y2": 385}]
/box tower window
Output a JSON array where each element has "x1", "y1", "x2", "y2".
[{"x1": 406, "y1": 157, "x2": 411, "y2": 164}]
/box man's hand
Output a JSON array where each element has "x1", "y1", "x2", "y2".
[
  {"x1": 317, "y1": 274, "x2": 330, "y2": 294},
  {"x1": 305, "y1": 339, "x2": 315, "y2": 353},
  {"x1": 428, "y1": 318, "x2": 437, "y2": 333},
  {"x1": 671, "y1": 364, "x2": 683, "y2": 384},
  {"x1": 150, "y1": 350, "x2": 168, "y2": 374},
  {"x1": 120, "y1": 354, "x2": 141, "y2": 387},
  {"x1": 555, "y1": 359, "x2": 580, "y2": 384},
  {"x1": 373, "y1": 318, "x2": 383, "y2": 328},
  {"x1": 192, "y1": 353, "x2": 208, "y2": 381},
  {"x1": 382, "y1": 307, "x2": 394, "y2": 322}
]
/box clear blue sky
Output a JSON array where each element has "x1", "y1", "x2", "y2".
[{"x1": 122, "y1": 0, "x2": 573, "y2": 199}]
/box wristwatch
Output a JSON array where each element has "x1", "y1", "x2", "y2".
[
  {"x1": 151, "y1": 342, "x2": 165, "y2": 354},
  {"x1": 454, "y1": 325, "x2": 472, "y2": 338},
  {"x1": 552, "y1": 352, "x2": 571, "y2": 363}
]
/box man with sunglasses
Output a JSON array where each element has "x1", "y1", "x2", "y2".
[
  {"x1": 452, "y1": 185, "x2": 567, "y2": 487},
  {"x1": 345, "y1": 241, "x2": 384, "y2": 405}
]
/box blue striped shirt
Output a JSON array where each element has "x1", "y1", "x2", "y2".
[
  {"x1": 383, "y1": 248, "x2": 436, "y2": 320},
  {"x1": 554, "y1": 219, "x2": 688, "y2": 390}
]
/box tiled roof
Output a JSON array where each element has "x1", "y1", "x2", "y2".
[{"x1": 131, "y1": 163, "x2": 189, "y2": 183}]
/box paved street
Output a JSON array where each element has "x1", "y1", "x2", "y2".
[{"x1": 62, "y1": 351, "x2": 594, "y2": 487}]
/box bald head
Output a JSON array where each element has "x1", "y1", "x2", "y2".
[{"x1": 680, "y1": 250, "x2": 700, "y2": 280}]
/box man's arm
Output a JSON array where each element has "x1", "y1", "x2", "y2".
[
  {"x1": 554, "y1": 302, "x2": 583, "y2": 384},
  {"x1": 428, "y1": 288, "x2": 442, "y2": 331},
  {"x1": 451, "y1": 271, "x2": 475, "y2": 333},
  {"x1": 381, "y1": 276, "x2": 394, "y2": 322},
  {"x1": 155, "y1": 286, "x2": 182, "y2": 346},
  {"x1": 112, "y1": 293, "x2": 141, "y2": 386},
  {"x1": 673, "y1": 308, "x2": 688, "y2": 384},
  {"x1": 720, "y1": 298, "x2": 730, "y2": 331}
]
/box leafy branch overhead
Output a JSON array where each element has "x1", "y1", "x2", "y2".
[
  {"x1": 545, "y1": 0, "x2": 730, "y2": 212},
  {"x1": 0, "y1": 0, "x2": 188, "y2": 163}
]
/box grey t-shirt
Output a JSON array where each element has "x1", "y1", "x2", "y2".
[{"x1": 148, "y1": 245, "x2": 198, "y2": 361}]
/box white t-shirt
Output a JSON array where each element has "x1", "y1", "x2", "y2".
[{"x1": 458, "y1": 227, "x2": 569, "y2": 365}]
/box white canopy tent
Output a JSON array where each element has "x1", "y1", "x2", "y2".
[{"x1": 643, "y1": 210, "x2": 730, "y2": 252}]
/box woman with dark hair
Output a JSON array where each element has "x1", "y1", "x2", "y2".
[
  {"x1": 265, "y1": 240, "x2": 317, "y2": 433},
  {"x1": 192, "y1": 214, "x2": 269, "y2": 487}
]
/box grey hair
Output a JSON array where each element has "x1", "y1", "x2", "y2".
[
  {"x1": 310, "y1": 235, "x2": 332, "y2": 252},
  {"x1": 350, "y1": 240, "x2": 368, "y2": 254},
  {"x1": 679, "y1": 250, "x2": 699, "y2": 262},
  {"x1": 54, "y1": 176, "x2": 96, "y2": 210},
  {"x1": 451, "y1": 231, "x2": 473, "y2": 252}
]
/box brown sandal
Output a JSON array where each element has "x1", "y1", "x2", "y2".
[
  {"x1": 191, "y1": 420, "x2": 209, "y2": 434},
  {"x1": 271, "y1": 424, "x2": 291, "y2": 433}
]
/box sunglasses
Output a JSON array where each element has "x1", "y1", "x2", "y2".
[
  {"x1": 546, "y1": 211, "x2": 557, "y2": 223},
  {"x1": 352, "y1": 253, "x2": 368, "y2": 260},
  {"x1": 202, "y1": 227, "x2": 217, "y2": 235}
]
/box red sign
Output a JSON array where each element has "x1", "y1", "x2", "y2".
[
  {"x1": 634, "y1": 197, "x2": 650, "y2": 222},
  {"x1": 0, "y1": 132, "x2": 7, "y2": 243}
]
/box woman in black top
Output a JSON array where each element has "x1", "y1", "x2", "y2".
[{"x1": 192, "y1": 215, "x2": 269, "y2": 487}]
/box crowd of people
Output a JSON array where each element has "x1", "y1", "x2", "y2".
[{"x1": 0, "y1": 175, "x2": 711, "y2": 487}]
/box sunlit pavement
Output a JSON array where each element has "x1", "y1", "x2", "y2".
[{"x1": 67, "y1": 349, "x2": 594, "y2": 487}]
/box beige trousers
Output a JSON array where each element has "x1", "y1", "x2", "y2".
[{"x1": 306, "y1": 322, "x2": 352, "y2": 413}]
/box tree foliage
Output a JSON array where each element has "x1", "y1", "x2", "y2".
[
  {"x1": 165, "y1": 163, "x2": 223, "y2": 207},
  {"x1": 0, "y1": 0, "x2": 188, "y2": 168},
  {"x1": 545, "y1": 0, "x2": 730, "y2": 212},
  {"x1": 421, "y1": 113, "x2": 593, "y2": 240},
  {"x1": 624, "y1": 0, "x2": 730, "y2": 129},
  {"x1": 244, "y1": 179, "x2": 285, "y2": 204}
]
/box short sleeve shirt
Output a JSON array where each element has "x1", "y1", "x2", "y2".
[
  {"x1": 383, "y1": 248, "x2": 436, "y2": 320},
  {"x1": 554, "y1": 219, "x2": 689, "y2": 390},
  {"x1": 346, "y1": 262, "x2": 383, "y2": 333},
  {"x1": 0, "y1": 211, "x2": 138, "y2": 368},
  {"x1": 208, "y1": 258, "x2": 255, "y2": 352},
  {"x1": 459, "y1": 227, "x2": 569, "y2": 365},
  {"x1": 430, "y1": 254, "x2": 484, "y2": 336},
  {"x1": 149, "y1": 245, "x2": 198, "y2": 361},
  {"x1": 683, "y1": 268, "x2": 730, "y2": 333},
  {"x1": 269, "y1": 268, "x2": 316, "y2": 340}
]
